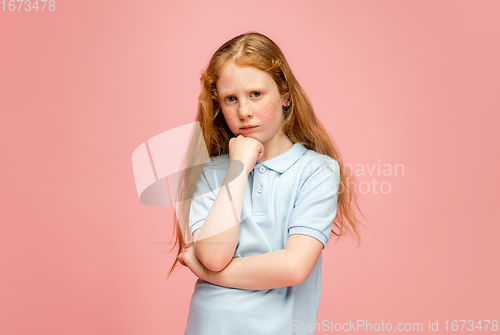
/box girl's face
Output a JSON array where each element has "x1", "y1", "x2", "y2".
[{"x1": 216, "y1": 61, "x2": 290, "y2": 154}]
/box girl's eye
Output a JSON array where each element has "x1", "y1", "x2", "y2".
[
  {"x1": 225, "y1": 96, "x2": 236, "y2": 103},
  {"x1": 251, "y1": 92, "x2": 261, "y2": 98}
]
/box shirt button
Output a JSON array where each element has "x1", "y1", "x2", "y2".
[
  {"x1": 259, "y1": 166, "x2": 266, "y2": 173},
  {"x1": 257, "y1": 186, "x2": 263, "y2": 194}
]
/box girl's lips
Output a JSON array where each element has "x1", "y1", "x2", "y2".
[{"x1": 240, "y1": 126, "x2": 258, "y2": 131}]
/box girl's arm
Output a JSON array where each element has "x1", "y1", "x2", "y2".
[
  {"x1": 193, "y1": 135, "x2": 263, "y2": 272},
  {"x1": 192, "y1": 161, "x2": 249, "y2": 272},
  {"x1": 179, "y1": 234, "x2": 324, "y2": 290}
]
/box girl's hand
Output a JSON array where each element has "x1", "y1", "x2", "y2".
[
  {"x1": 177, "y1": 243, "x2": 208, "y2": 280},
  {"x1": 229, "y1": 135, "x2": 264, "y2": 174}
]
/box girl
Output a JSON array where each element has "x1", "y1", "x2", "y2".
[{"x1": 170, "y1": 32, "x2": 364, "y2": 334}]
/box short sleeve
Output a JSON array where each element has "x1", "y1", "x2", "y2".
[
  {"x1": 189, "y1": 169, "x2": 216, "y2": 235},
  {"x1": 287, "y1": 158, "x2": 340, "y2": 248}
]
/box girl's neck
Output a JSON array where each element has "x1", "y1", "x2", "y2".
[{"x1": 259, "y1": 135, "x2": 294, "y2": 162}]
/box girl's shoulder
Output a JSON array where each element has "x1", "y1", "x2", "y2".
[
  {"x1": 191, "y1": 154, "x2": 231, "y2": 195},
  {"x1": 300, "y1": 147, "x2": 340, "y2": 175},
  {"x1": 198, "y1": 154, "x2": 232, "y2": 186},
  {"x1": 205, "y1": 154, "x2": 230, "y2": 168}
]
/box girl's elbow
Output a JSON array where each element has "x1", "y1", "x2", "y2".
[
  {"x1": 288, "y1": 259, "x2": 312, "y2": 286},
  {"x1": 290, "y1": 269, "x2": 307, "y2": 286},
  {"x1": 194, "y1": 245, "x2": 231, "y2": 272},
  {"x1": 285, "y1": 263, "x2": 302, "y2": 286},
  {"x1": 204, "y1": 257, "x2": 230, "y2": 272}
]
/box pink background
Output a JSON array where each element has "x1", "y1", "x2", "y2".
[{"x1": 1, "y1": 1, "x2": 499, "y2": 334}]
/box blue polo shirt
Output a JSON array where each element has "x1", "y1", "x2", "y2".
[{"x1": 185, "y1": 143, "x2": 341, "y2": 335}]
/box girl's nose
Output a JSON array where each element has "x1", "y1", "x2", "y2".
[{"x1": 238, "y1": 101, "x2": 253, "y2": 118}]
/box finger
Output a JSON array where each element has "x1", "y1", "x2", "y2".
[
  {"x1": 177, "y1": 256, "x2": 186, "y2": 266},
  {"x1": 257, "y1": 149, "x2": 264, "y2": 161}
]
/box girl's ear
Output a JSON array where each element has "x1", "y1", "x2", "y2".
[{"x1": 282, "y1": 93, "x2": 290, "y2": 107}]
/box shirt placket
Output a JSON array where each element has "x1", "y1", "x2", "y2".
[{"x1": 252, "y1": 163, "x2": 267, "y2": 217}]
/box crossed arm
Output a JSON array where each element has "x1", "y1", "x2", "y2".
[
  {"x1": 180, "y1": 160, "x2": 337, "y2": 290},
  {"x1": 178, "y1": 231, "x2": 324, "y2": 290}
]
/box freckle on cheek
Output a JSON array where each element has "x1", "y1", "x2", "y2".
[{"x1": 258, "y1": 102, "x2": 275, "y2": 118}]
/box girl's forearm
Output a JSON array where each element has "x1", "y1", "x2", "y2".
[
  {"x1": 202, "y1": 249, "x2": 301, "y2": 290},
  {"x1": 194, "y1": 162, "x2": 248, "y2": 272}
]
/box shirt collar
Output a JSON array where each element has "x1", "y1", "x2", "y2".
[{"x1": 255, "y1": 143, "x2": 307, "y2": 174}]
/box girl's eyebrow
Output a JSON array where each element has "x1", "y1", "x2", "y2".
[
  {"x1": 217, "y1": 90, "x2": 231, "y2": 97},
  {"x1": 219, "y1": 87, "x2": 266, "y2": 96}
]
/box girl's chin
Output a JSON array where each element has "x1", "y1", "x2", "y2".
[
  {"x1": 246, "y1": 135, "x2": 262, "y2": 143},
  {"x1": 238, "y1": 133, "x2": 259, "y2": 140}
]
